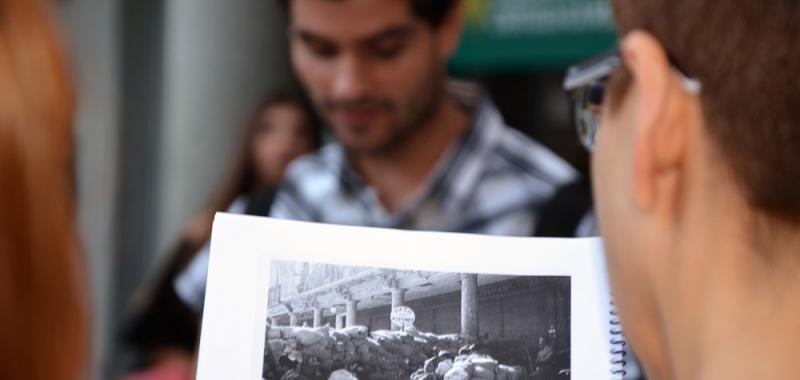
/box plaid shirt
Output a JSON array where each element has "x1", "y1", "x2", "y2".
[
  {"x1": 270, "y1": 98, "x2": 577, "y2": 236},
  {"x1": 175, "y1": 96, "x2": 578, "y2": 312}
]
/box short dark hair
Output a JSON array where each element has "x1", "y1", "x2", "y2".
[
  {"x1": 277, "y1": 0, "x2": 458, "y2": 28},
  {"x1": 611, "y1": 0, "x2": 800, "y2": 224}
]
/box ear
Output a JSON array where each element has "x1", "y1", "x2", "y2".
[
  {"x1": 436, "y1": 0, "x2": 465, "y2": 61},
  {"x1": 622, "y1": 31, "x2": 690, "y2": 214}
]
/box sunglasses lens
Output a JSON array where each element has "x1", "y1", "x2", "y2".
[
  {"x1": 563, "y1": 48, "x2": 622, "y2": 151},
  {"x1": 589, "y1": 82, "x2": 605, "y2": 105},
  {"x1": 570, "y1": 80, "x2": 606, "y2": 150}
]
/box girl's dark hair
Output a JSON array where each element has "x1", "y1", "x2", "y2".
[
  {"x1": 206, "y1": 90, "x2": 321, "y2": 226},
  {"x1": 278, "y1": 0, "x2": 458, "y2": 29},
  {"x1": 122, "y1": 91, "x2": 320, "y2": 362}
]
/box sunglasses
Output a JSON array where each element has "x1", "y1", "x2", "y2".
[{"x1": 563, "y1": 49, "x2": 702, "y2": 151}]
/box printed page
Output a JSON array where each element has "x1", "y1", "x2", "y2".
[{"x1": 197, "y1": 214, "x2": 613, "y2": 380}]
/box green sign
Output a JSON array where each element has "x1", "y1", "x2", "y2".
[{"x1": 451, "y1": 0, "x2": 618, "y2": 72}]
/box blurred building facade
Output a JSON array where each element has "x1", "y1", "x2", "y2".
[{"x1": 59, "y1": 0, "x2": 294, "y2": 376}]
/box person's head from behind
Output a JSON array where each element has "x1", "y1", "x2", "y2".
[
  {"x1": 248, "y1": 92, "x2": 319, "y2": 188},
  {"x1": 280, "y1": 0, "x2": 464, "y2": 154},
  {"x1": 0, "y1": 0, "x2": 87, "y2": 379},
  {"x1": 566, "y1": 1, "x2": 800, "y2": 378}
]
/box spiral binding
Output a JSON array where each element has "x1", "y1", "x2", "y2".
[{"x1": 609, "y1": 300, "x2": 628, "y2": 379}]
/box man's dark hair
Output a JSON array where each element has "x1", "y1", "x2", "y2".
[
  {"x1": 278, "y1": 0, "x2": 458, "y2": 28},
  {"x1": 611, "y1": 1, "x2": 800, "y2": 224}
]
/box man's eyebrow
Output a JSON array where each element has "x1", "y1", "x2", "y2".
[
  {"x1": 361, "y1": 25, "x2": 418, "y2": 45},
  {"x1": 288, "y1": 24, "x2": 418, "y2": 46},
  {"x1": 290, "y1": 28, "x2": 335, "y2": 45}
]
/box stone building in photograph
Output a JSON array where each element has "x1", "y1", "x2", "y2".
[{"x1": 266, "y1": 261, "x2": 570, "y2": 358}]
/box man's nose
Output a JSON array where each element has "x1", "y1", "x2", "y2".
[{"x1": 331, "y1": 54, "x2": 371, "y2": 101}]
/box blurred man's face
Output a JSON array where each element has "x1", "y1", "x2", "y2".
[{"x1": 288, "y1": 0, "x2": 457, "y2": 154}]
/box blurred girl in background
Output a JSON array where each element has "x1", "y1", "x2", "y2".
[
  {"x1": 182, "y1": 91, "x2": 322, "y2": 249},
  {"x1": 0, "y1": 0, "x2": 88, "y2": 379},
  {"x1": 122, "y1": 91, "x2": 321, "y2": 379}
]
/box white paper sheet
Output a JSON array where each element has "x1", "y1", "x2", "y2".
[{"x1": 197, "y1": 214, "x2": 613, "y2": 380}]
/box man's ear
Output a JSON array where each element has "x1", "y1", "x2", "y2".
[
  {"x1": 622, "y1": 31, "x2": 689, "y2": 214},
  {"x1": 437, "y1": 0, "x2": 464, "y2": 61}
]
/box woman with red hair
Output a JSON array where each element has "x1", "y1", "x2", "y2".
[{"x1": 0, "y1": 0, "x2": 88, "y2": 379}]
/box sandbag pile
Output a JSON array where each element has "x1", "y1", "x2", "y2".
[
  {"x1": 264, "y1": 324, "x2": 466, "y2": 380},
  {"x1": 410, "y1": 353, "x2": 526, "y2": 380}
]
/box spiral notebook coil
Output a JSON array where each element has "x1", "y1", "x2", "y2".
[{"x1": 609, "y1": 300, "x2": 627, "y2": 379}]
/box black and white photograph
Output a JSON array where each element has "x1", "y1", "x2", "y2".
[{"x1": 263, "y1": 260, "x2": 571, "y2": 380}]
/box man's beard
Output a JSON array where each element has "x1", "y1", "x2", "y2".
[{"x1": 317, "y1": 69, "x2": 444, "y2": 156}]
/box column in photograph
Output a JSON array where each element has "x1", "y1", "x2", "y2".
[
  {"x1": 335, "y1": 313, "x2": 345, "y2": 329},
  {"x1": 289, "y1": 312, "x2": 299, "y2": 327},
  {"x1": 391, "y1": 288, "x2": 405, "y2": 308},
  {"x1": 391, "y1": 288, "x2": 405, "y2": 331},
  {"x1": 461, "y1": 273, "x2": 479, "y2": 340},
  {"x1": 346, "y1": 299, "x2": 358, "y2": 327},
  {"x1": 313, "y1": 307, "x2": 323, "y2": 328}
]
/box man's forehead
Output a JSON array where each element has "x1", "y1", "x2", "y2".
[{"x1": 290, "y1": 0, "x2": 421, "y2": 41}]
